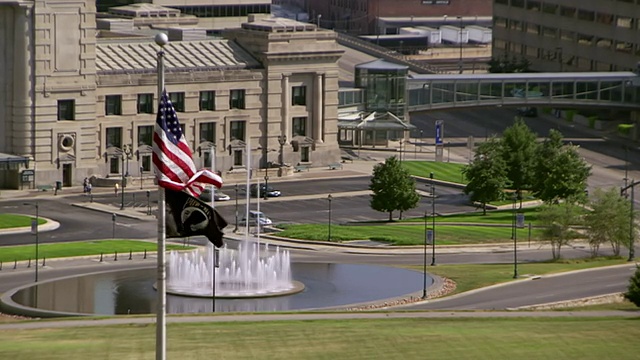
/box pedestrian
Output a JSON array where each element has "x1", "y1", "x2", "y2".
[
  {"x1": 86, "y1": 182, "x2": 92, "y2": 195},
  {"x1": 114, "y1": 182, "x2": 119, "y2": 196},
  {"x1": 83, "y1": 177, "x2": 89, "y2": 193}
]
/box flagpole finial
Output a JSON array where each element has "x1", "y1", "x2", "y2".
[{"x1": 155, "y1": 33, "x2": 169, "y2": 47}]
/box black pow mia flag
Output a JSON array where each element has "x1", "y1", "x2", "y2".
[{"x1": 165, "y1": 189, "x2": 228, "y2": 248}]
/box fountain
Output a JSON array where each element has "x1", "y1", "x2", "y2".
[{"x1": 166, "y1": 241, "x2": 303, "y2": 298}]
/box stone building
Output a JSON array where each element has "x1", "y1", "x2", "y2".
[{"x1": 0, "y1": 0, "x2": 343, "y2": 189}]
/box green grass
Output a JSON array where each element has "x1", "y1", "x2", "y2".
[
  {"x1": 0, "y1": 214, "x2": 46, "y2": 229},
  {"x1": 402, "y1": 161, "x2": 467, "y2": 184},
  {"x1": 402, "y1": 207, "x2": 546, "y2": 224},
  {"x1": 276, "y1": 223, "x2": 543, "y2": 245},
  {"x1": 0, "y1": 240, "x2": 192, "y2": 262},
  {"x1": 414, "y1": 258, "x2": 628, "y2": 295},
  {"x1": 0, "y1": 317, "x2": 639, "y2": 359}
]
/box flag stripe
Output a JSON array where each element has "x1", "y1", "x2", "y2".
[{"x1": 152, "y1": 89, "x2": 223, "y2": 195}]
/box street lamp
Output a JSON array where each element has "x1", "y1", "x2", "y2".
[
  {"x1": 140, "y1": 166, "x2": 144, "y2": 190},
  {"x1": 264, "y1": 167, "x2": 269, "y2": 200},
  {"x1": 327, "y1": 194, "x2": 333, "y2": 241},
  {"x1": 317, "y1": 14, "x2": 322, "y2": 28},
  {"x1": 419, "y1": 130, "x2": 423, "y2": 153},
  {"x1": 457, "y1": 16, "x2": 463, "y2": 74},
  {"x1": 121, "y1": 145, "x2": 132, "y2": 210},
  {"x1": 24, "y1": 202, "x2": 39, "y2": 282},
  {"x1": 430, "y1": 172, "x2": 436, "y2": 266},
  {"x1": 512, "y1": 192, "x2": 518, "y2": 278},
  {"x1": 234, "y1": 184, "x2": 239, "y2": 232},
  {"x1": 624, "y1": 146, "x2": 629, "y2": 191},
  {"x1": 422, "y1": 211, "x2": 428, "y2": 299},
  {"x1": 278, "y1": 135, "x2": 287, "y2": 166}
]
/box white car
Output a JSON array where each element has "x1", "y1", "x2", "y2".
[
  {"x1": 199, "y1": 187, "x2": 231, "y2": 202},
  {"x1": 240, "y1": 211, "x2": 273, "y2": 226}
]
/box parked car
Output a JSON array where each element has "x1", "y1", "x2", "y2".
[
  {"x1": 249, "y1": 184, "x2": 281, "y2": 198},
  {"x1": 199, "y1": 187, "x2": 231, "y2": 202},
  {"x1": 239, "y1": 210, "x2": 273, "y2": 226}
]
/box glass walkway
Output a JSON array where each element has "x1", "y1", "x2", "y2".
[{"x1": 406, "y1": 72, "x2": 640, "y2": 112}]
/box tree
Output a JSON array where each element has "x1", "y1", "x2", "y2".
[
  {"x1": 500, "y1": 118, "x2": 538, "y2": 202},
  {"x1": 624, "y1": 265, "x2": 640, "y2": 307},
  {"x1": 537, "y1": 202, "x2": 583, "y2": 260},
  {"x1": 369, "y1": 156, "x2": 420, "y2": 221},
  {"x1": 462, "y1": 137, "x2": 509, "y2": 214},
  {"x1": 532, "y1": 129, "x2": 591, "y2": 203},
  {"x1": 585, "y1": 188, "x2": 633, "y2": 257}
]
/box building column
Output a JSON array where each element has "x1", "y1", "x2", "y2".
[
  {"x1": 12, "y1": 4, "x2": 34, "y2": 158},
  {"x1": 314, "y1": 72, "x2": 324, "y2": 143},
  {"x1": 281, "y1": 73, "x2": 290, "y2": 141}
]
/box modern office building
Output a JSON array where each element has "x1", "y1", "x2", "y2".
[
  {"x1": 278, "y1": 0, "x2": 492, "y2": 35},
  {"x1": 493, "y1": 0, "x2": 640, "y2": 72},
  {"x1": 0, "y1": 0, "x2": 343, "y2": 189}
]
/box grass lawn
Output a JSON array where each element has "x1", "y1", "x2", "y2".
[
  {"x1": 0, "y1": 214, "x2": 46, "y2": 229},
  {"x1": 0, "y1": 317, "x2": 639, "y2": 359},
  {"x1": 0, "y1": 240, "x2": 193, "y2": 262},
  {"x1": 401, "y1": 207, "x2": 547, "y2": 224},
  {"x1": 402, "y1": 160, "x2": 467, "y2": 184},
  {"x1": 412, "y1": 258, "x2": 629, "y2": 295},
  {"x1": 276, "y1": 223, "x2": 543, "y2": 245}
]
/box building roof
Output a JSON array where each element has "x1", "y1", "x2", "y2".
[
  {"x1": 355, "y1": 59, "x2": 408, "y2": 71},
  {"x1": 96, "y1": 39, "x2": 261, "y2": 74}
]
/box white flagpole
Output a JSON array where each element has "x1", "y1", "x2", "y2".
[
  {"x1": 210, "y1": 144, "x2": 216, "y2": 312},
  {"x1": 154, "y1": 33, "x2": 168, "y2": 360}
]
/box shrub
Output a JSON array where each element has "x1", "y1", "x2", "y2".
[
  {"x1": 624, "y1": 265, "x2": 640, "y2": 307},
  {"x1": 587, "y1": 116, "x2": 597, "y2": 129},
  {"x1": 566, "y1": 110, "x2": 576, "y2": 122},
  {"x1": 618, "y1": 124, "x2": 635, "y2": 135}
]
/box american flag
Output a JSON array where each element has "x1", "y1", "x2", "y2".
[{"x1": 153, "y1": 89, "x2": 223, "y2": 197}]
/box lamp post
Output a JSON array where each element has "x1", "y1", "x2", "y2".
[
  {"x1": 278, "y1": 135, "x2": 287, "y2": 166},
  {"x1": 327, "y1": 194, "x2": 333, "y2": 241},
  {"x1": 622, "y1": 180, "x2": 638, "y2": 261},
  {"x1": 457, "y1": 16, "x2": 463, "y2": 74},
  {"x1": 419, "y1": 130, "x2": 423, "y2": 153},
  {"x1": 140, "y1": 166, "x2": 144, "y2": 190},
  {"x1": 317, "y1": 14, "x2": 322, "y2": 28},
  {"x1": 121, "y1": 145, "x2": 131, "y2": 210},
  {"x1": 234, "y1": 184, "x2": 239, "y2": 232},
  {"x1": 512, "y1": 192, "x2": 518, "y2": 279},
  {"x1": 624, "y1": 146, "x2": 629, "y2": 191},
  {"x1": 422, "y1": 211, "x2": 428, "y2": 299},
  {"x1": 24, "y1": 202, "x2": 39, "y2": 282},
  {"x1": 430, "y1": 172, "x2": 436, "y2": 266},
  {"x1": 264, "y1": 167, "x2": 269, "y2": 200}
]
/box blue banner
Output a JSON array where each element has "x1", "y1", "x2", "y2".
[{"x1": 435, "y1": 120, "x2": 444, "y2": 145}]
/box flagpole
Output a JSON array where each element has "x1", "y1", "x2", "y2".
[
  {"x1": 210, "y1": 144, "x2": 216, "y2": 312},
  {"x1": 154, "y1": 32, "x2": 168, "y2": 360}
]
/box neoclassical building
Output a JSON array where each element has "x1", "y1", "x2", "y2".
[{"x1": 0, "y1": 0, "x2": 343, "y2": 189}]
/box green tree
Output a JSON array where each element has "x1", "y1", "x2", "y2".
[
  {"x1": 537, "y1": 202, "x2": 583, "y2": 259},
  {"x1": 369, "y1": 156, "x2": 420, "y2": 221},
  {"x1": 462, "y1": 137, "x2": 509, "y2": 214},
  {"x1": 500, "y1": 118, "x2": 538, "y2": 202},
  {"x1": 532, "y1": 129, "x2": 591, "y2": 203},
  {"x1": 624, "y1": 265, "x2": 640, "y2": 307},
  {"x1": 585, "y1": 188, "x2": 633, "y2": 257}
]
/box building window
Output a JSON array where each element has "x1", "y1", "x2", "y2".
[
  {"x1": 292, "y1": 117, "x2": 307, "y2": 136},
  {"x1": 292, "y1": 86, "x2": 306, "y2": 106},
  {"x1": 200, "y1": 122, "x2": 216, "y2": 143},
  {"x1": 199, "y1": 91, "x2": 216, "y2": 111},
  {"x1": 137, "y1": 94, "x2": 154, "y2": 114},
  {"x1": 301, "y1": 147, "x2": 310, "y2": 162},
  {"x1": 230, "y1": 120, "x2": 245, "y2": 141},
  {"x1": 229, "y1": 89, "x2": 245, "y2": 109},
  {"x1": 105, "y1": 95, "x2": 122, "y2": 116},
  {"x1": 57, "y1": 100, "x2": 75, "y2": 120},
  {"x1": 110, "y1": 157, "x2": 120, "y2": 174},
  {"x1": 141, "y1": 155, "x2": 151, "y2": 172},
  {"x1": 138, "y1": 125, "x2": 153, "y2": 146},
  {"x1": 106, "y1": 127, "x2": 122, "y2": 149},
  {"x1": 233, "y1": 149, "x2": 243, "y2": 166},
  {"x1": 169, "y1": 92, "x2": 185, "y2": 112}
]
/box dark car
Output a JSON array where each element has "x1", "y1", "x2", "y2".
[
  {"x1": 517, "y1": 107, "x2": 538, "y2": 117},
  {"x1": 249, "y1": 184, "x2": 281, "y2": 198}
]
